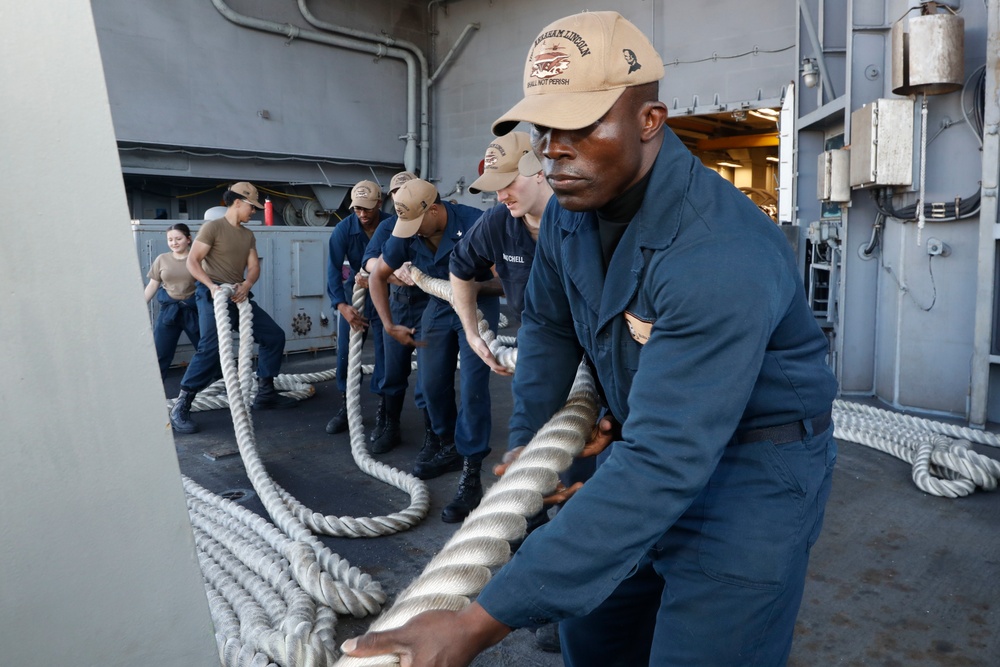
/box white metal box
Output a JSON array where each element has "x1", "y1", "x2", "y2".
[
  {"x1": 817, "y1": 149, "x2": 852, "y2": 202},
  {"x1": 849, "y1": 99, "x2": 914, "y2": 188}
]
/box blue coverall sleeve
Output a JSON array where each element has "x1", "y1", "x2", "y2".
[
  {"x1": 381, "y1": 235, "x2": 409, "y2": 271},
  {"x1": 326, "y1": 224, "x2": 349, "y2": 307},
  {"x1": 477, "y1": 230, "x2": 797, "y2": 629},
  {"x1": 449, "y1": 212, "x2": 496, "y2": 281},
  {"x1": 363, "y1": 218, "x2": 394, "y2": 267}
]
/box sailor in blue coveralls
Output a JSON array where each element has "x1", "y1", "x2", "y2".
[
  {"x1": 324, "y1": 180, "x2": 388, "y2": 436},
  {"x1": 343, "y1": 12, "x2": 838, "y2": 667},
  {"x1": 449, "y1": 130, "x2": 548, "y2": 367},
  {"x1": 368, "y1": 178, "x2": 500, "y2": 523},
  {"x1": 361, "y1": 171, "x2": 430, "y2": 454},
  {"x1": 449, "y1": 130, "x2": 574, "y2": 654}
]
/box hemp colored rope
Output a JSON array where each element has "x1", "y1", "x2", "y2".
[
  {"x1": 833, "y1": 400, "x2": 1000, "y2": 498},
  {"x1": 280, "y1": 281, "x2": 430, "y2": 538},
  {"x1": 406, "y1": 266, "x2": 517, "y2": 373},
  {"x1": 333, "y1": 363, "x2": 599, "y2": 667},
  {"x1": 186, "y1": 284, "x2": 388, "y2": 667},
  {"x1": 169, "y1": 365, "x2": 373, "y2": 413}
]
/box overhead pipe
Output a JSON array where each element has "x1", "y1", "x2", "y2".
[
  {"x1": 210, "y1": 0, "x2": 421, "y2": 173},
  {"x1": 428, "y1": 22, "x2": 480, "y2": 86},
  {"x1": 297, "y1": 0, "x2": 428, "y2": 176}
]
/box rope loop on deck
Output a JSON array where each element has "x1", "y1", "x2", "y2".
[
  {"x1": 833, "y1": 400, "x2": 1000, "y2": 498},
  {"x1": 284, "y1": 280, "x2": 430, "y2": 538},
  {"x1": 185, "y1": 284, "x2": 391, "y2": 667}
]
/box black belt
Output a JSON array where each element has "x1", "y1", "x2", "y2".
[
  {"x1": 390, "y1": 286, "x2": 428, "y2": 304},
  {"x1": 735, "y1": 411, "x2": 832, "y2": 446}
]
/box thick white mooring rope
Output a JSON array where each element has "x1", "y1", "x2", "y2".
[
  {"x1": 407, "y1": 266, "x2": 518, "y2": 373},
  {"x1": 280, "y1": 282, "x2": 430, "y2": 538},
  {"x1": 334, "y1": 362, "x2": 599, "y2": 667},
  {"x1": 832, "y1": 400, "x2": 1000, "y2": 498},
  {"x1": 186, "y1": 285, "x2": 391, "y2": 667},
  {"x1": 186, "y1": 269, "x2": 1000, "y2": 667}
]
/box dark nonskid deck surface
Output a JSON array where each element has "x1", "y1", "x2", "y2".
[{"x1": 168, "y1": 351, "x2": 999, "y2": 666}]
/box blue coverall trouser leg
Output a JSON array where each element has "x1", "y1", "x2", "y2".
[
  {"x1": 335, "y1": 293, "x2": 384, "y2": 395},
  {"x1": 380, "y1": 289, "x2": 428, "y2": 409},
  {"x1": 560, "y1": 423, "x2": 837, "y2": 667},
  {"x1": 153, "y1": 293, "x2": 200, "y2": 378},
  {"x1": 418, "y1": 298, "x2": 498, "y2": 458},
  {"x1": 180, "y1": 284, "x2": 287, "y2": 392}
]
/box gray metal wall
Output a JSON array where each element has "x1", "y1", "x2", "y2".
[
  {"x1": 92, "y1": 0, "x2": 422, "y2": 181},
  {"x1": 91, "y1": 0, "x2": 1000, "y2": 421},
  {"x1": 832, "y1": 0, "x2": 989, "y2": 418},
  {"x1": 1, "y1": 2, "x2": 217, "y2": 663},
  {"x1": 430, "y1": 0, "x2": 798, "y2": 207}
]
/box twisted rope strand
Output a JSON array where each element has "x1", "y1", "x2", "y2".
[
  {"x1": 334, "y1": 364, "x2": 599, "y2": 667},
  {"x1": 407, "y1": 266, "x2": 517, "y2": 373},
  {"x1": 183, "y1": 285, "x2": 392, "y2": 667},
  {"x1": 281, "y1": 281, "x2": 431, "y2": 538},
  {"x1": 832, "y1": 400, "x2": 1000, "y2": 497}
]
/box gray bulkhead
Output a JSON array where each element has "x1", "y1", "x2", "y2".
[{"x1": 93, "y1": 0, "x2": 1000, "y2": 426}]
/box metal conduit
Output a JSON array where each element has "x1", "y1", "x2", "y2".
[
  {"x1": 210, "y1": 0, "x2": 421, "y2": 173},
  {"x1": 295, "y1": 0, "x2": 428, "y2": 176}
]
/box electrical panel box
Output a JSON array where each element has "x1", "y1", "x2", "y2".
[
  {"x1": 849, "y1": 98, "x2": 913, "y2": 188},
  {"x1": 817, "y1": 149, "x2": 852, "y2": 202}
]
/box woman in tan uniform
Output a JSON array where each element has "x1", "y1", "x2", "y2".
[{"x1": 144, "y1": 223, "x2": 201, "y2": 378}]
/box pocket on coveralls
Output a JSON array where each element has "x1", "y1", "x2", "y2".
[{"x1": 695, "y1": 435, "x2": 823, "y2": 591}]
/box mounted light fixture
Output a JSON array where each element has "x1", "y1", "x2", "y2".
[
  {"x1": 800, "y1": 58, "x2": 819, "y2": 89},
  {"x1": 717, "y1": 160, "x2": 744, "y2": 169},
  {"x1": 748, "y1": 109, "x2": 780, "y2": 123}
]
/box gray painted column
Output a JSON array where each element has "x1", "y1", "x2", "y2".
[
  {"x1": 970, "y1": 0, "x2": 1000, "y2": 427},
  {"x1": 0, "y1": 2, "x2": 217, "y2": 665}
]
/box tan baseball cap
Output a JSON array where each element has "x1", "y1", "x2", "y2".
[
  {"x1": 229, "y1": 182, "x2": 264, "y2": 209},
  {"x1": 391, "y1": 179, "x2": 439, "y2": 238},
  {"x1": 350, "y1": 180, "x2": 382, "y2": 209},
  {"x1": 389, "y1": 171, "x2": 418, "y2": 195},
  {"x1": 492, "y1": 11, "x2": 664, "y2": 136},
  {"x1": 468, "y1": 131, "x2": 544, "y2": 194}
]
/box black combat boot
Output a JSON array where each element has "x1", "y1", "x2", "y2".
[
  {"x1": 325, "y1": 392, "x2": 349, "y2": 434},
  {"x1": 441, "y1": 455, "x2": 485, "y2": 523},
  {"x1": 368, "y1": 395, "x2": 386, "y2": 444},
  {"x1": 412, "y1": 434, "x2": 462, "y2": 480},
  {"x1": 370, "y1": 393, "x2": 403, "y2": 454},
  {"x1": 169, "y1": 389, "x2": 199, "y2": 434},
  {"x1": 413, "y1": 409, "x2": 439, "y2": 466},
  {"x1": 253, "y1": 377, "x2": 299, "y2": 410}
]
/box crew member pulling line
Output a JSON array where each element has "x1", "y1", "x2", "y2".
[{"x1": 406, "y1": 266, "x2": 518, "y2": 374}]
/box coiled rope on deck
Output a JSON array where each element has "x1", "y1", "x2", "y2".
[
  {"x1": 278, "y1": 282, "x2": 430, "y2": 538},
  {"x1": 334, "y1": 362, "x2": 599, "y2": 667},
  {"x1": 833, "y1": 400, "x2": 1000, "y2": 498},
  {"x1": 186, "y1": 284, "x2": 392, "y2": 667}
]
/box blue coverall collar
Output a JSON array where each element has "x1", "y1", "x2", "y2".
[
  {"x1": 432, "y1": 201, "x2": 466, "y2": 261},
  {"x1": 565, "y1": 128, "x2": 695, "y2": 333},
  {"x1": 346, "y1": 210, "x2": 389, "y2": 237}
]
